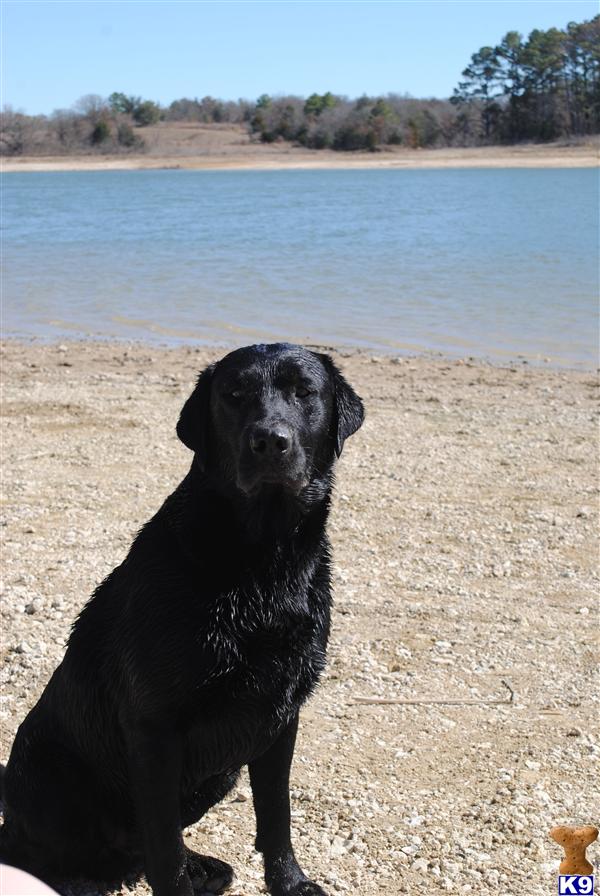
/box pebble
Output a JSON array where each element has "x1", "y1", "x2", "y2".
[{"x1": 411, "y1": 858, "x2": 429, "y2": 873}]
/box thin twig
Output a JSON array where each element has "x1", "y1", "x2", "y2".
[
  {"x1": 351, "y1": 679, "x2": 514, "y2": 707},
  {"x1": 10, "y1": 451, "x2": 57, "y2": 463}
]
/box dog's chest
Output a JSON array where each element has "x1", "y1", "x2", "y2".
[
  {"x1": 200, "y1": 581, "x2": 327, "y2": 701},
  {"x1": 182, "y1": 576, "x2": 329, "y2": 773}
]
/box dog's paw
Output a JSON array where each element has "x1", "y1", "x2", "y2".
[
  {"x1": 291, "y1": 883, "x2": 328, "y2": 896},
  {"x1": 185, "y1": 849, "x2": 234, "y2": 894},
  {"x1": 273, "y1": 880, "x2": 328, "y2": 896}
]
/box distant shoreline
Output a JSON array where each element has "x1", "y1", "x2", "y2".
[
  {"x1": 3, "y1": 141, "x2": 598, "y2": 172},
  {"x1": 2, "y1": 335, "x2": 595, "y2": 373}
]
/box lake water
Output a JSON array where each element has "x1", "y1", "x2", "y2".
[{"x1": 2, "y1": 168, "x2": 598, "y2": 367}]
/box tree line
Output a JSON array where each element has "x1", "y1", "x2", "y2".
[
  {"x1": 1, "y1": 14, "x2": 597, "y2": 156},
  {"x1": 452, "y1": 16, "x2": 599, "y2": 142}
]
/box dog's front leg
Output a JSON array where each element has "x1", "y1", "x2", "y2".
[
  {"x1": 127, "y1": 723, "x2": 193, "y2": 896},
  {"x1": 249, "y1": 714, "x2": 327, "y2": 896}
]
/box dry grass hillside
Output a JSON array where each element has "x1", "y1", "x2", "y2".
[{"x1": 2, "y1": 122, "x2": 598, "y2": 171}]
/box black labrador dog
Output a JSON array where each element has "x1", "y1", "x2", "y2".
[{"x1": 0, "y1": 343, "x2": 364, "y2": 896}]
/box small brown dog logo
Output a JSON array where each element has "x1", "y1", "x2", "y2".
[{"x1": 550, "y1": 825, "x2": 598, "y2": 875}]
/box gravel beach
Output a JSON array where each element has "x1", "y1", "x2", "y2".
[{"x1": 1, "y1": 340, "x2": 598, "y2": 895}]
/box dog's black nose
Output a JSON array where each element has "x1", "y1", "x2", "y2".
[{"x1": 249, "y1": 426, "x2": 291, "y2": 456}]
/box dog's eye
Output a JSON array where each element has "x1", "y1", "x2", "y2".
[
  {"x1": 228, "y1": 389, "x2": 244, "y2": 401},
  {"x1": 295, "y1": 386, "x2": 312, "y2": 399}
]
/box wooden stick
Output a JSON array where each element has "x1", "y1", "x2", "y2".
[{"x1": 351, "y1": 679, "x2": 514, "y2": 706}]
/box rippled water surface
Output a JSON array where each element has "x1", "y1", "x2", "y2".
[{"x1": 2, "y1": 168, "x2": 598, "y2": 366}]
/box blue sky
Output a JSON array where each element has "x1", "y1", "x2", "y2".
[{"x1": 3, "y1": 1, "x2": 598, "y2": 115}]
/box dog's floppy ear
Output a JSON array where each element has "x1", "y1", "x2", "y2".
[
  {"x1": 318, "y1": 354, "x2": 365, "y2": 457},
  {"x1": 177, "y1": 363, "x2": 216, "y2": 467}
]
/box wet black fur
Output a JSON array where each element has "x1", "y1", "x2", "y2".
[{"x1": 0, "y1": 344, "x2": 364, "y2": 896}]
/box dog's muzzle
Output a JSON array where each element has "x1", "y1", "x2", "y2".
[{"x1": 237, "y1": 423, "x2": 308, "y2": 495}]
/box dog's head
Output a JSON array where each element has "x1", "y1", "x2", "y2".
[{"x1": 177, "y1": 343, "x2": 364, "y2": 498}]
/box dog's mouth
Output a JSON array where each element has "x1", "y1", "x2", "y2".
[{"x1": 237, "y1": 469, "x2": 310, "y2": 497}]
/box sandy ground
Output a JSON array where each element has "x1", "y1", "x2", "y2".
[
  {"x1": 2, "y1": 124, "x2": 598, "y2": 171},
  {"x1": 0, "y1": 340, "x2": 598, "y2": 896}
]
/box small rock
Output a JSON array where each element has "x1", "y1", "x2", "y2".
[
  {"x1": 330, "y1": 836, "x2": 347, "y2": 857},
  {"x1": 434, "y1": 640, "x2": 452, "y2": 652},
  {"x1": 411, "y1": 858, "x2": 429, "y2": 874}
]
